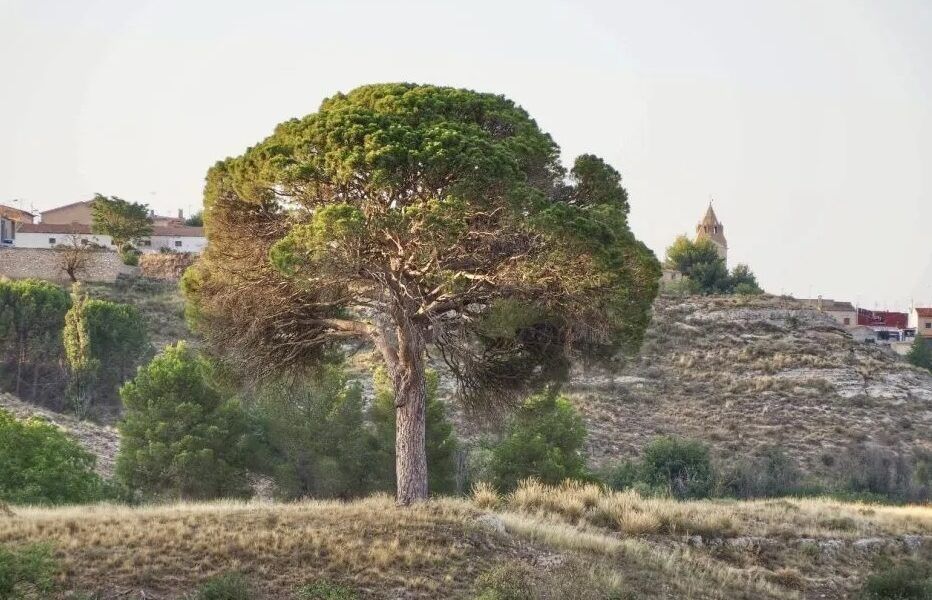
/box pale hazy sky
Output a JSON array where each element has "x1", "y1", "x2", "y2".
[{"x1": 1, "y1": 0, "x2": 930, "y2": 310}]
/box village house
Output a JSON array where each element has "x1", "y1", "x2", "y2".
[
  {"x1": 13, "y1": 199, "x2": 205, "y2": 254},
  {"x1": 910, "y1": 306, "x2": 932, "y2": 338},
  {"x1": 857, "y1": 308, "x2": 910, "y2": 342},
  {"x1": 0, "y1": 203, "x2": 35, "y2": 246},
  {"x1": 799, "y1": 297, "x2": 857, "y2": 327}
]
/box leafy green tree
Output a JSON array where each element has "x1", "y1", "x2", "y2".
[
  {"x1": 906, "y1": 337, "x2": 932, "y2": 373},
  {"x1": 90, "y1": 193, "x2": 153, "y2": 247},
  {"x1": 184, "y1": 211, "x2": 204, "y2": 227},
  {"x1": 489, "y1": 392, "x2": 589, "y2": 491},
  {"x1": 0, "y1": 279, "x2": 70, "y2": 402},
  {"x1": 665, "y1": 236, "x2": 763, "y2": 295},
  {"x1": 729, "y1": 263, "x2": 763, "y2": 295},
  {"x1": 0, "y1": 408, "x2": 106, "y2": 505},
  {"x1": 115, "y1": 342, "x2": 252, "y2": 500},
  {"x1": 251, "y1": 366, "x2": 374, "y2": 499},
  {"x1": 63, "y1": 284, "x2": 150, "y2": 416},
  {"x1": 183, "y1": 83, "x2": 659, "y2": 503},
  {"x1": 369, "y1": 368, "x2": 458, "y2": 495},
  {"x1": 640, "y1": 436, "x2": 714, "y2": 499}
]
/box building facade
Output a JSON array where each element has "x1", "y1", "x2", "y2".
[
  {"x1": 910, "y1": 307, "x2": 932, "y2": 338},
  {"x1": 0, "y1": 203, "x2": 35, "y2": 245},
  {"x1": 799, "y1": 297, "x2": 857, "y2": 327}
]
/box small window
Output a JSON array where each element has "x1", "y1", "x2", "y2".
[
  {"x1": 174, "y1": 240, "x2": 182, "y2": 247},
  {"x1": 48, "y1": 238, "x2": 56, "y2": 245},
  {"x1": 843, "y1": 317, "x2": 850, "y2": 325},
  {"x1": 926, "y1": 322, "x2": 931, "y2": 329}
]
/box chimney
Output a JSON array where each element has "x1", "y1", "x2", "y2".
[{"x1": 178, "y1": 209, "x2": 183, "y2": 219}]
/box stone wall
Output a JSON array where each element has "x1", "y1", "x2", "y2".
[
  {"x1": 138, "y1": 252, "x2": 198, "y2": 280},
  {"x1": 0, "y1": 247, "x2": 136, "y2": 283}
]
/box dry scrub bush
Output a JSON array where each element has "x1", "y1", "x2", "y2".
[{"x1": 471, "y1": 482, "x2": 500, "y2": 510}]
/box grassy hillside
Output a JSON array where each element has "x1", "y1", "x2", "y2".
[
  {"x1": 1, "y1": 482, "x2": 929, "y2": 599},
  {"x1": 568, "y1": 294, "x2": 932, "y2": 479}
]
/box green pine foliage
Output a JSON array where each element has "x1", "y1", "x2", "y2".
[
  {"x1": 0, "y1": 279, "x2": 71, "y2": 403},
  {"x1": 639, "y1": 436, "x2": 715, "y2": 499},
  {"x1": 0, "y1": 408, "x2": 107, "y2": 505},
  {"x1": 370, "y1": 368, "x2": 459, "y2": 495},
  {"x1": 906, "y1": 337, "x2": 932, "y2": 373},
  {"x1": 489, "y1": 392, "x2": 589, "y2": 491},
  {"x1": 63, "y1": 284, "x2": 150, "y2": 416},
  {"x1": 0, "y1": 543, "x2": 59, "y2": 598},
  {"x1": 115, "y1": 343, "x2": 252, "y2": 500},
  {"x1": 251, "y1": 367, "x2": 373, "y2": 499}
]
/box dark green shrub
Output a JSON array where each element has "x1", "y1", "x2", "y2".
[
  {"x1": 116, "y1": 343, "x2": 252, "y2": 500},
  {"x1": 369, "y1": 368, "x2": 458, "y2": 495},
  {"x1": 0, "y1": 543, "x2": 59, "y2": 599},
  {"x1": 64, "y1": 285, "x2": 150, "y2": 416},
  {"x1": 0, "y1": 408, "x2": 106, "y2": 505},
  {"x1": 640, "y1": 436, "x2": 714, "y2": 499},
  {"x1": 297, "y1": 580, "x2": 358, "y2": 600},
  {"x1": 0, "y1": 279, "x2": 70, "y2": 403},
  {"x1": 489, "y1": 392, "x2": 589, "y2": 492},
  {"x1": 860, "y1": 558, "x2": 932, "y2": 599},
  {"x1": 721, "y1": 446, "x2": 802, "y2": 499},
  {"x1": 190, "y1": 572, "x2": 253, "y2": 600},
  {"x1": 839, "y1": 444, "x2": 929, "y2": 503},
  {"x1": 251, "y1": 366, "x2": 374, "y2": 499},
  {"x1": 906, "y1": 337, "x2": 932, "y2": 373},
  {"x1": 601, "y1": 460, "x2": 640, "y2": 491}
]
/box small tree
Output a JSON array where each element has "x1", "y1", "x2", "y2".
[
  {"x1": 640, "y1": 436, "x2": 714, "y2": 499},
  {"x1": 489, "y1": 392, "x2": 589, "y2": 491},
  {"x1": 183, "y1": 83, "x2": 660, "y2": 503},
  {"x1": 729, "y1": 264, "x2": 763, "y2": 295},
  {"x1": 63, "y1": 285, "x2": 150, "y2": 416},
  {"x1": 0, "y1": 279, "x2": 70, "y2": 402},
  {"x1": 906, "y1": 337, "x2": 932, "y2": 373},
  {"x1": 116, "y1": 343, "x2": 252, "y2": 500},
  {"x1": 54, "y1": 233, "x2": 93, "y2": 282},
  {"x1": 370, "y1": 368, "x2": 458, "y2": 495},
  {"x1": 252, "y1": 366, "x2": 374, "y2": 499},
  {"x1": 90, "y1": 193, "x2": 153, "y2": 247},
  {"x1": 185, "y1": 211, "x2": 204, "y2": 227},
  {"x1": 0, "y1": 408, "x2": 106, "y2": 505},
  {"x1": 665, "y1": 236, "x2": 763, "y2": 295}
]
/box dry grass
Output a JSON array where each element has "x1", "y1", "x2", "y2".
[{"x1": 494, "y1": 480, "x2": 932, "y2": 540}]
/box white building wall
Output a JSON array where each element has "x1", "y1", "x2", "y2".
[{"x1": 15, "y1": 231, "x2": 206, "y2": 254}]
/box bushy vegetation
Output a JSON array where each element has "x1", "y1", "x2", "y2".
[
  {"x1": 604, "y1": 436, "x2": 714, "y2": 499},
  {"x1": 369, "y1": 368, "x2": 459, "y2": 496},
  {"x1": 488, "y1": 392, "x2": 589, "y2": 492},
  {"x1": 296, "y1": 580, "x2": 358, "y2": 600},
  {"x1": 860, "y1": 557, "x2": 932, "y2": 600},
  {"x1": 0, "y1": 279, "x2": 70, "y2": 404},
  {"x1": 116, "y1": 343, "x2": 253, "y2": 500},
  {"x1": 64, "y1": 284, "x2": 150, "y2": 416},
  {"x1": 721, "y1": 446, "x2": 803, "y2": 499},
  {"x1": 906, "y1": 337, "x2": 932, "y2": 373},
  {"x1": 838, "y1": 444, "x2": 931, "y2": 504},
  {"x1": 190, "y1": 572, "x2": 253, "y2": 600},
  {"x1": 0, "y1": 408, "x2": 107, "y2": 505},
  {"x1": 251, "y1": 367, "x2": 373, "y2": 499},
  {"x1": 0, "y1": 543, "x2": 58, "y2": 599},
  {"x1": 664, "y1": 236, "x2": 763, "y2": 295}
]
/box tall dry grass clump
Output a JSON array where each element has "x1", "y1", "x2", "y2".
[{"x1": 485, "y1": 479, "x2": 932, "y2": 539}]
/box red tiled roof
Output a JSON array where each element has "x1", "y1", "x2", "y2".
[
  {"x1": 857, "y1": 308, "x2": 908, "y2": 329},
  {"x1": 0, "y1": 204, "x2": 35, "y2": 222},
  {"x1": 18, "y1": 223, "x2": 204, "y2": 237},
  {"x1": 917, "y1": 308, "x2": 932, "y2": 318}
]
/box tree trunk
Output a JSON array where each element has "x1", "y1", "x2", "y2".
[{"x1": 392, "y1": 334, "x2": 429, "y2": 505}]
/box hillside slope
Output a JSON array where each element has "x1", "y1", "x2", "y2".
[
  {"x1": 0, "y1": 392, "x2": 118, "y2": 477},
  {"x1": 569, "y1": 294, "x2": 932, "y2": 476}
]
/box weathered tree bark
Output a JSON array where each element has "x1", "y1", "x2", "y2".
[{"x1": 389, "y1": 322, "x2": 430, "y2": 505}]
